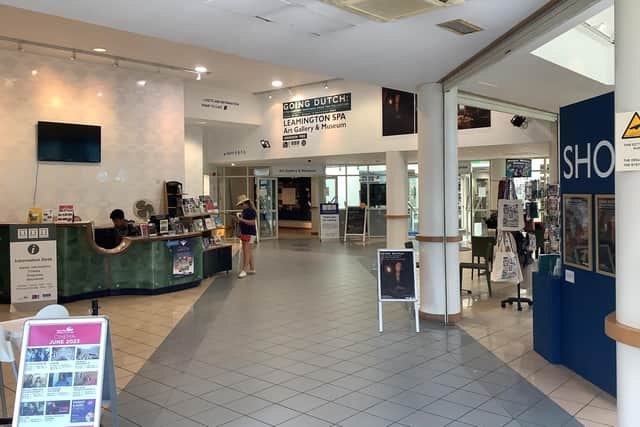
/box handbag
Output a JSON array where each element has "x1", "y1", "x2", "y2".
[{"x1": 491, "y1": 233, "x2": 524, "y2": 284}]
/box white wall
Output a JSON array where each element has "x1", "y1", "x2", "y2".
[
  {"x1": 185, "y1": 82, "x2": 262, "y2": 125},
  {"x1": 199, "y1": 81, "x2": 555, "y2": 165},
  {"x1": 185, "y1": 125, "x2": 204, "y2": 196},
  {"x1": 0, "y1": 50, "x2": 185, "y2": 223},
  {"x1": 204, "y1": 80, "x2": 417, "y2": 163}
]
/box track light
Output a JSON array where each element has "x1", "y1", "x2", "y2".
[
  {"x1": 70, "y1": 51, "x2": 76, "y2": 61},
  {"x1": 17, "y1": 42, "x2": 24, "y2": 52},
  {"x1": 113, "y1": 58, "x2": 120, "y2": 68},
  {"x1": 268, "y1": 93, "x2": 273, "y2": 100},
  {"x1": 260, "y1": 139, "x2": 271, "y2": 149},
  {"x1": 196, "y1": 73, "x2": 202, "y2": 81},
  {"x1": 324, "y1": 81, "x2": 329, "y2": 89}
]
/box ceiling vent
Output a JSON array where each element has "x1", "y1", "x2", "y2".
[
  {"x1": 437, "y1": 19, "x2": 483, "y2": 35},
  {"x1": 322, "y1": 0, "x2": 464, "y2": 22}
]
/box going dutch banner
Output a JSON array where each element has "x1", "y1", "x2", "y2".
[{"x1": 282, "y1": 93, "x2": 351, "y2": 150}]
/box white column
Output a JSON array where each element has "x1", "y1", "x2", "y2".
[
  {"x1": 615, "y1": 1, "x2": 640, "y2": 425},
  {"x1": 386, "y1": 151, "x2": 408, "y2": 248},
  {"x1": 184, "y1": 125, "x2": 204, "y2": 195},
  {"x1": 417, "y1": 83, "x2": 461, "y2": 320}
]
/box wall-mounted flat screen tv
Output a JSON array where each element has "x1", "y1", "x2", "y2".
[{"x1": 37, "y1": 121, "x2": 101, "y2": 163}]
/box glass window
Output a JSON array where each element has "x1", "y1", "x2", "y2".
[
  {"x1": 347, "y1": 166, "x2": 367, "y2": 175},
  {"x1": 368, "y1": 165, "x2": 386, "y2": 173},
  {"x1": 325, "y1": 166, "x2": 345, "y2": 176},
  {"x1": 408, "y1": 164, "x2": 419, "y2": 175},
  {"x1": 337, "y1": 175, "x2": 347, "y2": 207},
  {"x1": 347, "y1": 176, "x2": 360, "y2": 205}
]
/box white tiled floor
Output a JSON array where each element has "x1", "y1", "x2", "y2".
[{"x1": 457, "y1": 249, "x2": 618, "y2": 426}]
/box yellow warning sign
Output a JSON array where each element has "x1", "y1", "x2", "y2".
[{"x1": 622, "y1": 112, "x2": 640, "y2": 139}]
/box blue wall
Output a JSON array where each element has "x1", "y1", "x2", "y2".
[{"x1": 557, "y1": 92, "x2": 616, "y2": 395}]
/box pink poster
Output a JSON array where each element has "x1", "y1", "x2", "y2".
[{"x1": 15, "y1": 319, "x2": 106, "y2": 427}]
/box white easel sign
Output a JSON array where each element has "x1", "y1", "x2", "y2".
[
  {"x1": 13, "y1": 317, "x2": 118, "y2": 427},
  {"x1": 377, "y1": 249, "x2": 420, "y2": 333}
]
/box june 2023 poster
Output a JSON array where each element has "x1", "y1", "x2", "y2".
[{"x1": 16, "y1": 321, "x2": 105, "y2": 427}]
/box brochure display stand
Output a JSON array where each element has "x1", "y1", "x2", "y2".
[
  {"x1": 12, "y1": 316, "x2": 118, "y2": 427},
  {"x1": 377, "y1": 249, "x2": 419, "y2": 333}
]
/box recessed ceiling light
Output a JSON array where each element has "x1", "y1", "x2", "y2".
[
  {"x1": 272, "y1": 80, "x2": 283, "y2": 88},
  {"x1": 268, "y1": 94, "x2": 273, "y2": 100},
  {"x1": 231, "y1": 163, "x2": 236, "y2": 167},
  {"x1": 93, "y1": 47, "x2": 107, "y2": 53},
  {"x1": 31, "y1": 69, "x2": 38, "y2": 76},
  {"x1": 136, "y1": 80, "x2": 147, "y2": 87},
  {"x1": 195, "y1": 66, "x2": 207, "y2": 73},
  {"x1": 97, "y1": 91, "x2": 103, "y2": 97}
]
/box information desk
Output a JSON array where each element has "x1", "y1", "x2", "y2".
[{"x1": 0, "y1": 222, "x2": 233, "y2": 304}]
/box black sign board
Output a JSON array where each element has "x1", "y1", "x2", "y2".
[
  {"x1": 283, "y1": 93, "x2": 351, "y2": 119},
  {"x1": 345, "y1": 207, "x2": 366, "y2": 235}
]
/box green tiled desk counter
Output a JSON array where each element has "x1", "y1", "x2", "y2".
[{"x1": 0, "y1": 223, "x2": 204, "y2": 304}]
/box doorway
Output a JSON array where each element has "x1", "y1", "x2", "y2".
[
  {"x1": 256, "y1": 177, "x2": 278, "y2": 240},
  {"x1": 277, "y1": 177, "x2": 313, "y2": 239}
]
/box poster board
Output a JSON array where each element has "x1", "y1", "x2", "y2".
[
  {"x1": 9, "y1": 224, "x2": 58, "y2": 309},
  {"x1": 497, "y1": 200, "x2": 524, "y2": 231},
  {"x1": 505, "y1": 159, "x2": 532, "y2": 178},
  {"x1": 563, "y1": 194, "x2": 592, "y2": 271},
  {"x1": 319, "y1": 203, "x2": 339, "y2": 241},
  {"x1": 13, "y1": 317, "x2": 115, "y2": 427},
  {"x1": 170, "y1": 239, "x2": 195, "y2": 277},
  {"x1": 595, "y1": 195, "x2": 615, "y2": 277},
  {"x1": 377, "y1": 249, "x2": 419, "y2": 333},
  {"x1": 344, "y1": 206, "x2": 367, "y2": 242}
]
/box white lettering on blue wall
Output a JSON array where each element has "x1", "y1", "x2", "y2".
[{"x1": 563, "y1": 140, "x2": 615, "y2": 179}]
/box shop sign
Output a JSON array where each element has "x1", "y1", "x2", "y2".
[
  {"x1": 616, "y1": 111, "x2": 640, "y2": 171},
  {"x1": 9, "y1": 224, "x2": 57, "y2": 306},
  {"x1": 271, "y1": 165, "x2": 323, "y2": 177}
]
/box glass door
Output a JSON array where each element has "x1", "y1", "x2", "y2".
[
  {"x1": 324, "y1": 177, "x2": 337, "y2": 203},
  {"x1": 256, "y1": 178, "x2": 278, "y2": 240}
]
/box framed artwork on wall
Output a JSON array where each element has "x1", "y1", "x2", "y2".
[
  {"x1": 563, "y1": 194, "x2": 592, "y2": 271},
  {"x1": 595, "y1": 195, "x2": 615, "y2": 277}
]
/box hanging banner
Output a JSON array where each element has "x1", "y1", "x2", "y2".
[
  {"x1": 172, "y1": 239, "x2": 195, "y2": 277},
  {"x1": 320, "y1": 203, "x2": 339, "y2": 241},
  {"x1": 13, "y1": 317, "x2": 112, "y2": 427},
  {"x1": 505, "y1": 159, "x2": 532, "y2": 178},
  {"x1": 10, "y1": 224, "x2": 57, "y2": 306},
  {"x1": 282, "y1": 93, "x2": 351, "y2": 150}
]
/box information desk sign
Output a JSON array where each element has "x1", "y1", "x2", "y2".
[
  {"x1": 377, "y1": 249, "x2": 420, "y2": 333},
  {"x1": 9, "y1": 224, "x2": 57, "y2": 309},
  {"x1": 320, "y1": 203, "x2": 339, "y2": 241},
  {"x1": 13, "y1": 317, "x2": 118, "y2": 427}
]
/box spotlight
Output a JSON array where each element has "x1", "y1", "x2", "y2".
[
  {"x1": 70, "y1": 51, "x2": 77, "y2": 61},
  {"x1": 195, "y1": 66, "x2": 208, "y2": 73},
  {"x1": 260, "y1": 139, "x2": 271, "y2": 149},
  {"x1": 272, "y1": 80, "x2": 283, "y2": 88},
  {"x1": 324, "y1": 82, "x2": 329, "y2": 89},
  {"x1": 511, "y1": 115, "x2": 528, "y2": 129},
  {"x1": 196, "y1": 73, "x2": 202, "y2": 81},
  {"x1": 93, "y1": 47, "x2": 107, "y2": 53},
  {"x1": 31, "y1": 69, "x2": 38, "y2": 76},
  {"x1": 113, "y1": 58, "x2": 120, "y2": 68},
  {"x1": 268, "y1": 93, "x2": 273, "y2": 100},
  {"x1": 136, "y1": 80, "x2": 147, "y2": 87}
]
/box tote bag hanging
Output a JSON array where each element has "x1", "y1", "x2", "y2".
[{"x1": 491, "y1": 233, "x2": 524, "y2": 284}]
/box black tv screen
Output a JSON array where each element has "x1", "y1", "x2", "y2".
[{"x1": 37, "y1": 121, "x2": 101, "y2": 163}]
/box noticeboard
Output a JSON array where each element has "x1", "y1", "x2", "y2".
[
  {"x1": 13, "y1": 317, "x2": 111, "y2": 427},
  {"x1": 9, "y1": 224, "x2": 58, "y2": 307}
]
